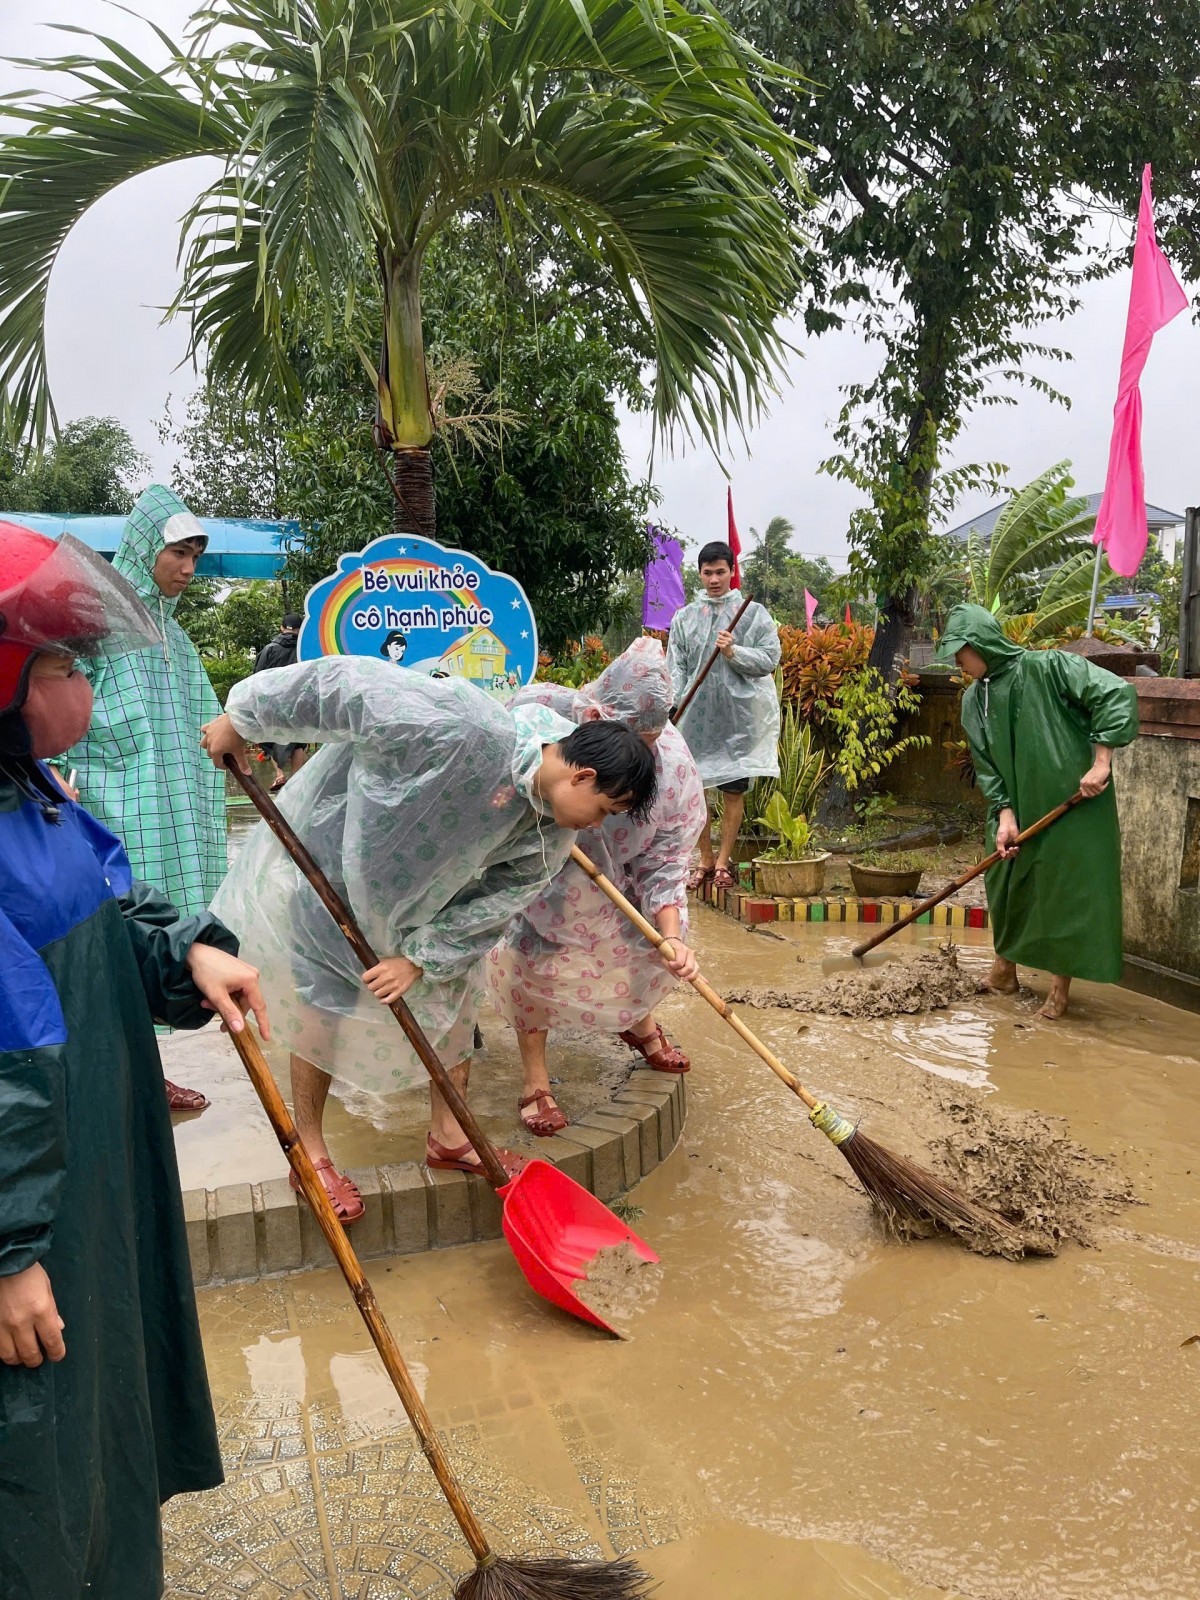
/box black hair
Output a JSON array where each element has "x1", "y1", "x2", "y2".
[
  {"x1": 282, "y1": 612, "x2": 303, "y2": 630},
  {"x1": 698, "y1": 540, "x2": 734, "y2": 570},
  {"x1": 559, "y1": 720, "x2": 657, "y2": 824},
  {"x1": 380, "y1": 630, "x2": 407, "y2": 658}
]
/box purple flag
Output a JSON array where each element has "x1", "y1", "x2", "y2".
[{"x1": 643, "y1": 525, "x2": 685, "y2": 629}]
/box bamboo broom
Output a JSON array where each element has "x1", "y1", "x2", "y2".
[
  {"x1": 226, "y1": 1021, "x2": 655, "y2": 1600},
  {"x1": 569, "y1": 845, "x2": 1021, "y2": 1253}
]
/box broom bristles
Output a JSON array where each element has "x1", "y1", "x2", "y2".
[
  {"x1": 839, "y1": 1127, "x2": 1025, "y2": 1258},
  {"x1": 455, "y1": 1554, "x2": 658, "y2": 1600}
]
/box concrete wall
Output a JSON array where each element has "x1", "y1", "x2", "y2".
[
  {"x1": 1114, "y1": 680, "x2": 1200, "y2": 1012},
  {"x1": 884, "y1": 672, "x2": 986, "y2": 814}
]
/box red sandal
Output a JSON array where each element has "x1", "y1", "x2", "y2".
[
  {"x1": 518, "y1": 1089, "x2": 568, "y2": 1137},
  {"x1": 289, "y1": 1158, "x2": 365, "y2": 1223},
  {"x1": 426, "y1": 1135, "x2": 527, "y2": 1179},
  {"x1": 712, "y1": 865, "x2": 736, "y2": 890},
  {"x1": 165, "y1": 1079, "x2": 210, "y2": 1112},
  {"x1": 618, "y1": 1024, "x2": 690, "y2": 1073},
  {"x1": 687, "y1": 864, "x2": 715, "y2": 892}
]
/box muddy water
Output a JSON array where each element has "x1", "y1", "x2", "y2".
[{"x1": 177, "y1": 903, "x2": 1200, "y2": 1599}]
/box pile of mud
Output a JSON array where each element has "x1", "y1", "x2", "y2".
[
  {"x1": 930, "y1": 1095, "x2": 1138, "y2": 1257},
  {"x1": 573, "y1": 1241, "x2": 661, "y2": 1338},
  {"x1": 728, "y1": 945, "x2": 987, "y2": 1019}
]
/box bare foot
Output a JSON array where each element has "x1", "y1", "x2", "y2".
[
  {"x1": 985, "y1": 957, "x2": 1019, "y2": 996},
  {"x1": 1038, "y1": 979, "x2": 1071, "y2": 1021}
]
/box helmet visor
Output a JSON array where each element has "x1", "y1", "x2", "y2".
[{"x1": 0, "y1": 533, "x2": 162, "y2": 661}]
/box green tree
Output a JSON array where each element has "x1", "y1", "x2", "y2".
[
  {"x1": 725, "y1": 0, "x2": 1200, "y2": 675},
  {"x1": 159, "y1": 221, "x2": 658, "y2": 650},
  {"x1": 0, "y1": 416, "x2": 145, "y2": 514},
  {"x1": 742, "y1": 515, "x2": 839, "y2": 624},
  {"x1": 0, "y1": 0, "x2": 805, "y2": 549}
]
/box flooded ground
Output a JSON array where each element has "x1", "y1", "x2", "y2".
[{"x1": 169, "y1": 863, "x2": 1200, "y2": 1598}]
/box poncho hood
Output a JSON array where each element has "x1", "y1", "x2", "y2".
[
  {"x1": 510, "y1": 700, "x2": 577, "y2": 806},
  {"x1": 573, "y1": 637, "x2": 671, "y2": 733},
  {"x1": 937, "y1": 604, "x2": 1026, "y2": 676},
  {"x1": 112, "y1": 484, "x2": 208, "y2": 618}
]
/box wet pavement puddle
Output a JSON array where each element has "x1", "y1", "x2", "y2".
[{"x1": 167, "y1": 905, "x2": 1200, "y2": 1597}]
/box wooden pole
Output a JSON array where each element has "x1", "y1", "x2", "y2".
[
  {"x1": 849, "y1": 790, "x2": 1085, "y2": 959},
  {"x1": 670, "y1": 591, "x2": 754, "y2": 723},
  {"x1": 226, "y1": 1022, "x2": 494, "y2": 1563},
  {"x1": 223, "y1": 756, "x2": 511, "y2": 1190}
]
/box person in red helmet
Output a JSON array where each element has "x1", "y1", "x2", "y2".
[{"x1": 0, "y1": 526, "x2": 270, "y2": 1600}]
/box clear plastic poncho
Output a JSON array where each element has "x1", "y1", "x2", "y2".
[
  {"x1": 488, "y1": 639, "x2": 706, "y2": 1033},
  {"x1": 666, "y1": 593, "x2": 781, "y2": 787},
  {"x1": 211, "y1": 657, "x2": 575, "y2": 1096}
]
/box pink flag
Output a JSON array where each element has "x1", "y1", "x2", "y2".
[
  {"x1": 726, "y1": 486, "x2": 742, "y2": 589},
  {"x1": 804, "y1": 589, "x2": 818, "y2": 630},
  {"x1": 1094, "y1": 165, "x2": 1188, "y2": 577}
]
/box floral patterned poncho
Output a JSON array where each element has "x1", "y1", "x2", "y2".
[
  {"x1": 212, "y1": 659, "x2": 575, "y2": 1096},
  {"x1": 488, "y1": 639, "x2": 706, "y2": 1033}
]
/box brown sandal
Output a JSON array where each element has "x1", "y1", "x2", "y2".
[
  {"x1": 712, "y1": 865, "x2": 736, "y2": 890},
  {"x1": 426, "y1": 1135, "x2": 527, "y2": 1179},
  {"x1": 618, "y1": 1024, "x2": 690, "y2": 1073},
  {"x1": 687, "y1": 864, "x2": 715, "y2": 892},
  {"x1": 289, "y1": 1158, "x2": 365, "y2": 1223},
  {"x1": 165, "y1": 1079, "x2": 210, "y2": 1112},
  {"x1": 518, "y1": 1089, "x2": 568, "y2": 1137}
]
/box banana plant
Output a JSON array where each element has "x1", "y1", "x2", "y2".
[{"x1": 0, "y1": 0, "x2": 808, "y2": 537}]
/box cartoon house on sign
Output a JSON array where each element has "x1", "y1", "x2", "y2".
[{"x1": 439, "y1": 626, "x2": 508, "y2": 687}]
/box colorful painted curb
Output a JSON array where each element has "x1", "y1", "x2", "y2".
[{"x1": 688, "y1": 880, "x2": 990, "y2": 930}]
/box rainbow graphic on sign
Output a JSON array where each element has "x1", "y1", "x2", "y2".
[{"x1": 298, "y1": 535, "x2": 538, "y2": 695}]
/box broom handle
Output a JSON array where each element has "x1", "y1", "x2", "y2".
[
  {"x1": 225, "y1": 1023, "x2": 494, "y2": 1563},
  {"x1": 670, "y1": 592, "x2": 754, "y2": 724},
  {"x1": 223, "y1": 756, "x2": 512, "y2": 1191},
  {"x1": 568, "y1": 846, "x2": 820, "y2": 1111},
  {"x1": 849, "y1": 790, "x2": 1085, "y2": 959}
]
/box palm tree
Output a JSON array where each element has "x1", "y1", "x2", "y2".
[{"x1": 0, "y1": 0, "x2": 806, "y2": 536}]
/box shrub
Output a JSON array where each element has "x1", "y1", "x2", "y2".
[{"x1": 778, "y1": 621, "x2": 874, "y2": 720}]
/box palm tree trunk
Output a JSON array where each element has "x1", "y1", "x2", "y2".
[
  {"x1": 390, "y1": 447, "x2": 436, "y2": 538},
  {"x1": 380, "y1": 252, "x2": 437, "y2": 539}
]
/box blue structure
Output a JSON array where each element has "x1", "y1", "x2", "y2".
[{"x1": 0, "y1": 511, "x2": 299, "y2": 579}]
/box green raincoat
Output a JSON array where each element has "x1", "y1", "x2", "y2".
[
  {"x1": 65, "y1": 486, "x2": 225, "y2": 916},
  {"x1": 0, "y1": 767, "x2": 225, "y2": 1599},
  {"x1": 938, "y1": 604, "x2": 1139, "y2": 981}
]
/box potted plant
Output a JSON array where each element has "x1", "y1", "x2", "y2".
[
  {"x1": 849, "y1": 848, "x2": 927, "y2": 898},
  {"x1": 753, "y1": 793, "x2": 831, "y2": 897}
]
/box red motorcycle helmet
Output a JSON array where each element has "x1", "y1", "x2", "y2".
[{"x1": 0, "y1": 524, "x2": 160, "y2": 712}]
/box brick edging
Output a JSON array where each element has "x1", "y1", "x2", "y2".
[
  {"x1": 689, "y1": 881, "x2": 990, "y2": 930},
  {"x1": 184, "y1": 1068, "x2": 686, "y2": 1287}
]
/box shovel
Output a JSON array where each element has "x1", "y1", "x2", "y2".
[
  {"x1": 834, "y1": 790, "x2": 1086, "y2": 968},
  {"x1": 224, "y1": 756, "x2": 657, "y2": 1336}
]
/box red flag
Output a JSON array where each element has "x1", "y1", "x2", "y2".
[
  {"x1": 726, "y1": 485, "x2": 742, "y2": 589},
  {"x1": 844, "y1": 603, "x2": 852, "y2": 627}
]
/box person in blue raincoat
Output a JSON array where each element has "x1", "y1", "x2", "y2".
[{"x1": 0, "y1": 525, "x2": 269, "y2": 1600}]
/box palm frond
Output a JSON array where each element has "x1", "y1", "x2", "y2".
[{"x1": 1025, "y1": 548, "x2": 1106, "y2": 642}]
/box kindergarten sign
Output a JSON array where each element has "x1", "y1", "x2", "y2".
[{"x1": 298, "y1": 534, "x2": 538, "y2": 695}]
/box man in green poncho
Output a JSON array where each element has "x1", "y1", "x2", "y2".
[
  {"x1": 65, "y1": 484, "x2": 225, "y2": 1110},
  {"x1": 937, "y1": 603, "x2": 1139, "y2": 1019}
]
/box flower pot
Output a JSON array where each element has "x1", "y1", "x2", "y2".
[
  {"x1": 753, "y1": 853, "x2": 830, "y2": 898},
  {"x1": 850, "y1": 861, "x2": 924, "y2": 898}
]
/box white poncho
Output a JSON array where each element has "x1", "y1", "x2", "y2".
[
  {"x1": 212, "y1": 658, "x2": 574, "y2": 1095},
  {"x1": 666, "y1": 593, "x2": 781, "y2": 787},
  {"x1": 488, "y1": 639, "x2": 706, "y2": 1033}
]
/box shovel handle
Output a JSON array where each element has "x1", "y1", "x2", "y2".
[
  {"x1": 670, "y1": 592, "x2": 754, "y2": 724},
  {"x1": 225, "y1": 1021, "x2": 493, "y2": 1562},
  {"x1": 223, "y1": 756, "x2": 512, "y2": 1191},
  {"x1": 568, "y1": 845, "x2": 819, "y2": 1111},
  {"x1": 849, "y1": 790, "x2": 1086, "y2": 960}
]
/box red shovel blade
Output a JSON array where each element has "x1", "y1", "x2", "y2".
[{"x1": 499, "y1": 1159, "x2": 659, "y2": 1336}]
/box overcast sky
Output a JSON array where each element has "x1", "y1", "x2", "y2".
[{"x1": 3, "y1": 0, "x2": 1196, "y2": 568}]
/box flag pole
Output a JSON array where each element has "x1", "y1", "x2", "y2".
[{"x1": 1085, "y1": 544, "x2": 1104, "y2": 636}]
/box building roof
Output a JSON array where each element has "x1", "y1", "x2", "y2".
[
  {"x1": 0, "y1": 510, "x2": 299, "y2": 579},
  {"x1": 944, "y1": 494, "x2": 1184, "y2": 543}
]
